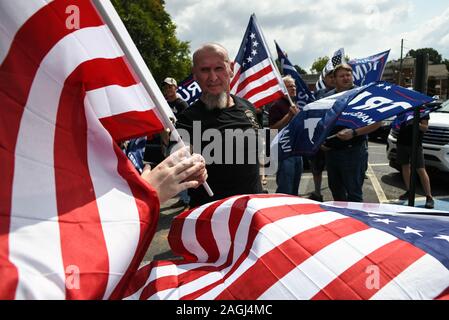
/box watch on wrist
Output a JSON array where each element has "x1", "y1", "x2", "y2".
[{"x1": 352, "y1": 128, "x2": 357, "y2": 137}]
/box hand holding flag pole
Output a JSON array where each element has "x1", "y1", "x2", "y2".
[{"x1": 93, "y1": 0, "x2": 213, "y2": 197}]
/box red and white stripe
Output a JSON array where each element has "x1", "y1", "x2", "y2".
[
  {"x1": 123, "y1": 194, "x2": 449, "y2": 300},
  {"x1": 230, "y1": 58, "x2": 285, "y2": 108},
  {"x1": 1, "y1": 0, "x2": 163, "y2": 299}
]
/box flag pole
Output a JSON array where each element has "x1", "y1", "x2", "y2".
[
  {"x1": 92, "y1": 0, "x2": 213, "y2": 197},
  {"x1": 379, "y1": 49, "x2": 391, "y2": 81},
  {"x1": 251, "y1": 14, "x2": 294, "y2": 106}
]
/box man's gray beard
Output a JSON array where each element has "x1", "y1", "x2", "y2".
[{"x1": 201, "y1": 91, "x2": 228, "y2": 110}]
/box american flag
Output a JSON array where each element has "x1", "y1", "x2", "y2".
[
  {"x1": 123, "y1": 194, "x2": 449, "y2": 300},
  {"x1": 230, "y1": 14, "x2": 286, "y2": 108},
  {"x1": 315, "y1": 48, "x2": 346, "y2": 91},
  {"x1": 0, "y1": 0, "x2": 166, "y2": 299}
]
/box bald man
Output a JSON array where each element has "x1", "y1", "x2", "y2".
[{"x1": 176, "y1": 43, "x2": 263, "y2": 207}]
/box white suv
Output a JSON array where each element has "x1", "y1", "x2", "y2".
[{"x1": 387, "y1": 100, "x2": 449, "y2": 172}]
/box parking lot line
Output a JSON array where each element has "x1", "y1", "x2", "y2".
[
  {"x1": 369, "y1": 163, "x2": 390, "y2": 167},
  {"x1": 366, "y1": 163, "x2": 388, "y2": 203}
]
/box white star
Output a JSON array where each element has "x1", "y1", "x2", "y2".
[
  {"x1": 373, "y1": 218, "x2": 397, "y2": 225},
  {"x1": 242, "y1": 62, "x2": 246, "y2": 67},
  {"x1": 252, "y1": 40, "x2": 259, "y2": 47},
  {"x1": 434, "y1": 234, "x2": 449, "y2": 243},
  {"x1": 383, "y1": 85, "x2": 392, "y2": 90},
  {"x1": 376, "y1": 83, "x2": 385, "y2": 87},
  {"x1": 251, "y1": 49, "x2": 257, "y2": 56},
  {"x1": 246, "y1": 56, "x2": 253, "y2": 63},
  {"x1": 250, "y1": 33, "x2": 256, "y2": 39},
  {"x1": 397, "y1": 226, "x2": 424, "y2": 237}
]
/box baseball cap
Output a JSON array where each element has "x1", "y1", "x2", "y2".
[{"x1": 162, "y1": 77, "x2": 177, "y2": 86}]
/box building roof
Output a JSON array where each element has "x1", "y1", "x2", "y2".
[{"x1": 428, "y1": 64, "x2": 449, "y2": 79}]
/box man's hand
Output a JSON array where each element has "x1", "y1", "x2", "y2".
[
  {"x1": 336, "y1": 128, "x2": 355, "y2": 141},
  {"x1": 140, "y1": 147, "x2": 207, "y2": 204},
  {"x1": 288, "y1": 105, "x2": 299, "y2": 117}
]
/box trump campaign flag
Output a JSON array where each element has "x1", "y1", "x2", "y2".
[
  {"x1": 126, "y1": 137, "x2": 147, "y2": 173},
  {"x1": 176, "y1": 74, "x2": 202, "y2": 106},
  {"x1": 349, "y1": 50, "x2": 390, "y2": 86},
  {"x1": 275, "y1": 41, "x2": 315, "y2": 108},
  {"x1": 230, "y1": 14, "x2": 286, "y2": 108},
  {"x1": 391, "y1": 102, "x2": 441, "y2": 130},
  {"x1": 0, "y1": 0, "x2": 174, "y2": 299},
  {"x1": 335, "y1": 82, "x2": 434, "y2": 128},
  {"x1": 123, "y1": 194, "x2": 449, "y2": 300},
  {"x1": 274, "y1": 86, "x2": 367, "y2": 158},
  {"x1": 275, "y1": 82, "x2": 434, "y2": 159}
]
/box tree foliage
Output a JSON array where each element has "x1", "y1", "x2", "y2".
[
  {"x1": 310, "y1": 56, "x2": 329, "y2": 74},
  {"x1": 407, "y1": 48, "x2": 442, "y2": 64},
  {"x1": 111, "y1": 0, "x2": 191, "y2": 85}
]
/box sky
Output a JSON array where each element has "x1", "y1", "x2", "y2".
[{"x1": 165, "y1": 0, "x2": 449, "y2": 72}]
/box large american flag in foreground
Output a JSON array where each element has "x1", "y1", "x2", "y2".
[
  {"x1": 230, "y1": 14, "x2": 286, "y2": 108},
  {"x1": 0, "y1": 0, "x2": 164, "y2": 299},
  {"x1": 124, "y1": 194, "x2": 449, "y2": 300}
]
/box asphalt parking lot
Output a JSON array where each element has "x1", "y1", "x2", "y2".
[{"x1": 144, "y1": 139, "x2": 449, "y2": 262}]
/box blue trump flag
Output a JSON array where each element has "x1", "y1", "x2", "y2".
[
  {"x1": 126, "y1": 136, "x2": 147, "y2": 173},
  {"x1": 349, "y1": 50, "x2": 390, "y2": 86},
  {"x1": 274, "y1": 85, "x2": 370, "y2": 159},
  {"x1": 275, "y1": 41, "x2": 315, "y2": 108},
  {"x1": 176, "y1": 74, "x2": 202, "y2": 106},
  {"x1": 391, "y1": 102, "x2": 441, "y2": 130},
  {"x1": 336, "y1": 82, "x2": 434, "y2": 129},
  {"x1": 275, "y1": 82, "x2": 434, "y2": 159}
]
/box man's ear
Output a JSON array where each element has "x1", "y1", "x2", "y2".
[{"x1": 229, "y1": 61, "x2": 235, "y2": 78}]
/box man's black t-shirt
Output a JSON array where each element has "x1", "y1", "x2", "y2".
[
  {"x1": 397, "y1": 114, "x2": 430, "y2": 146},
  {"x1": 176, "y1": 95, "x2": 263, "y2": 207}
]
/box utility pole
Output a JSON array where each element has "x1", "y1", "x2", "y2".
[
  {"x1": 409, "y1": 52, "x2": 429, "y2": 207},
  {"x1": 398, "y1": 39, "x2": 404, "y2": 86}
]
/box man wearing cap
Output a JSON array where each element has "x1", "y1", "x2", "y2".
[
  {"x1": 162, "y1": 77, "x2": 188, "y2": 116},
  {"x1": 322, "y1": 64, "x2": 381, "y2": 202},
  {"x1": 176, "y1": 43, "x2": 263, "y2": 208},
  {"x1": 314, "y1": 70, "x2": 335, "y2": 99}
]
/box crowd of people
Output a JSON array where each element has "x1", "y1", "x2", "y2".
[{"x1": 136, "y1": 42, "x2": 434, "y2": 210}]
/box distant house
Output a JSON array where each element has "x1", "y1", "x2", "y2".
[
  {"x1": 382, "y1": 57, "x2": 449, "y2": 99},
  {"x1": 301, "y1": 74, "x2": 320, "y2": 92}
]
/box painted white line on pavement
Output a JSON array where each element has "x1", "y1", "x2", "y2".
[
  {"x1": 369, "y1": 163, "x2": 390, "y2": 167},
  {"x1": 366, "y1": 163, "x2": 388, "y2": 203}
]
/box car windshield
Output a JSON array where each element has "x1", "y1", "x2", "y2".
[{"x1": 436, "y1": 100, "x2": 449, "y2": 113}]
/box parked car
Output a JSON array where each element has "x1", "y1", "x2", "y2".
[{"x1": 386, "y1": 100, "x2": 449, "y2": 172}]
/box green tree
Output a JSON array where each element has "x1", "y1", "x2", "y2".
[
  {"x1": 310, "y1": 56, "x2": 329, "y2": 74},
  {"x1": 111, "y1": 0, "x2": 191, "y2": 85},
  {"x1": 407, "y1": 48, "x2": 442, "y2": 64}
]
